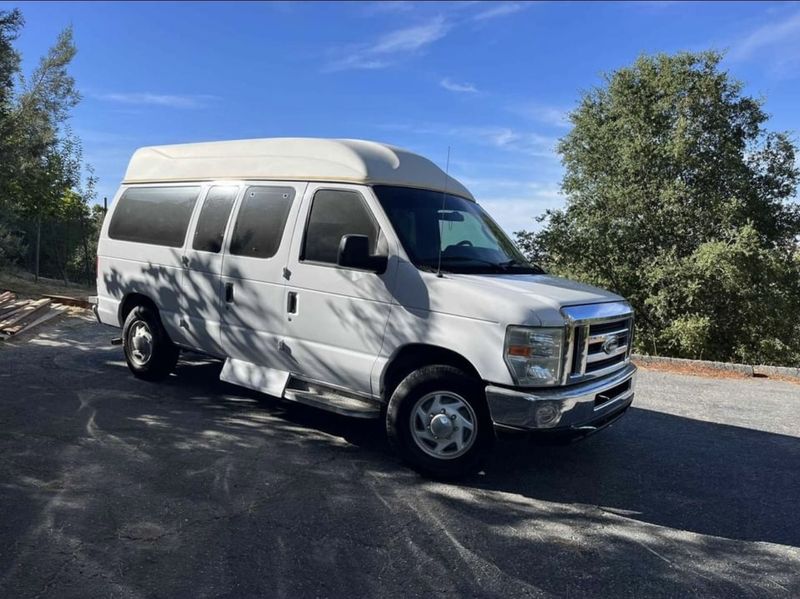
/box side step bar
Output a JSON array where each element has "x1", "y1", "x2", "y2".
[{"x1": 283, "y1": 377, "x2": 382, "y2": 419}]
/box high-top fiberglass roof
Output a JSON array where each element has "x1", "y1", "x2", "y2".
[{"x1": 123, "y1": 138, "x2": 473, "y2": 200}]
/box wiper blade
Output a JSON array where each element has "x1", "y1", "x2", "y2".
[
  {"x1": 498, "y1": 259, "x2": 544, "y2": 273},
  {"x1": 438, "y1": 256, "x2": 506, "y2": 267}
]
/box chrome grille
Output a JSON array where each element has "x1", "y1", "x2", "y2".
[{"x1": 561, "y1": 302, "x2": 633, "y2": 384}]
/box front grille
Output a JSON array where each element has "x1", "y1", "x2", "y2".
[{"x1": 562, "y1": 303, "x2": 634, "y2": 384}]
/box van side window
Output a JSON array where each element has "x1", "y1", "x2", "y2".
[
  {"x1": 302, "y1": 189, "x2": 378, "y2": 265},
  {"x1": 192, "y1": 186, "x2": 237, "y2": 253},
  {"x1": 229, "y1": 186, "x2": 295, "y2": 259},
  {"x1": 108, "y1": 186, "x2": 200, "y2": 247}
]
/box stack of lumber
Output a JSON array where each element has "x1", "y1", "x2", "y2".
[{"x1": 0, "y1": 291, "x2": 68, "y2": 339}]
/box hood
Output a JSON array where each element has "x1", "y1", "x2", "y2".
[
  {"x1": 393, "y1": 263, "x2": 628, "y2": 327},
  {"x1": 455, "y1": 273, "x2": 622, "y2": 306},
  {"x1": 436, "y1": 273, "x2": 625, "y2": 326}
]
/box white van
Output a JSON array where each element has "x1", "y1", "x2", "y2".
[{"x1": 96, "y1": 138, "x2": 636, "y2": 477}]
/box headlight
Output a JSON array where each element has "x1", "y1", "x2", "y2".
[{"x1": 504, "y1": 326, "x2": 565, "y2": 386}]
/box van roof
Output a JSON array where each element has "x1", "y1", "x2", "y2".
[{"x1": 123, "y1": 137, "x2": 474, "y2": 200}]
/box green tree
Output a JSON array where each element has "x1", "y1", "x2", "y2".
[
  {"x1": 8, "y1": 23, "x2": 82, "y2": 280},
  {"x1": 0, "y1": 9, "x2": 23, "y2": 209},
  {"x1": 516, "y1": 51, "x2": 800, "y2": 364}
]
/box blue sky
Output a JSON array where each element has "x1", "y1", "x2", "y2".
[{"x1": 4, "y1": 0, "x2": 800, "y2": 233}]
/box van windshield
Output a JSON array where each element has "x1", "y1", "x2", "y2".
[{"x1": 373, "y1": 185, "x2": 544, "y2": 275}]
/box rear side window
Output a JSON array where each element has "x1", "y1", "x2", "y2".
[
  {"x1": 192, "y1": 186, "x2": 238, "y2": 253},
  {"x1": 302, "y1": 189, "x2": 378, "y2": 265},
  {"x1": 229, "y1": 186, "x2": 295, "y2": 259},
  {"x1": 109, "y1": 186, "x2": 200, "y2": 247}
]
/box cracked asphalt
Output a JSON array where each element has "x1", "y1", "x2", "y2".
[{"x1": 1, "y1": 315, "x2": 799, "y2": 598}]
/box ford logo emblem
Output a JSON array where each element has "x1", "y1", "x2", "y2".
[{"x1": 602, "y1": 335, "x2": 620, "y2": 355}]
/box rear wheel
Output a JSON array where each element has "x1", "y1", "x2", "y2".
[
  {"x1": 386, "y1": 365, "x2": 494, "y2": 479},
  {"x1": 122, "y1": 305, "x2": 179, "y2": 381}
]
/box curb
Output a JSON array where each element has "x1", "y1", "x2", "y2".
[{"x1": 632, "y1": 354, "x2": 800, "y2": 380}]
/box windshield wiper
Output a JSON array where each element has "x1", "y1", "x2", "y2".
[{"x1": 418, "y1": 256, "x2": 542, "y2": 273}]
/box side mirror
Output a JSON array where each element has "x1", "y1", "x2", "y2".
[{"x1": 337, "y1": 234, "x2": 388, "y2": 274}]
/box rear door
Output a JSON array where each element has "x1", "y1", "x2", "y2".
[
  {"x1": 219, "y1": 182, "x2": 306, "y2": 376},
  {"x1": 178, "y1": 184, "x2": 240, "y2": 355}
]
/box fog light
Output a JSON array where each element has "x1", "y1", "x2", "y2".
[{"x1": 534, "y1": 402, "x2": 562, "y2": 428}]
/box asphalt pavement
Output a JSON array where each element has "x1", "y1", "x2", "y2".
[{"x1": 1, "y1": 315, "x2": 799, "y2": 598}]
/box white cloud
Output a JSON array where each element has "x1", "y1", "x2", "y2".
[
  {"x1": 729, "y1": 9, "x2": 800, "y2": 72},
  {"x1": 380, "y1": 122, "x2": 558, "y2": 159},
  {"x1": 440, "y1": 77, "x2": 478, "y2": 93},
  {"x1": 512, "y1": 102, "x2": 570, "y2": 128},
  {"x1": 94, "y1": 92, "x2": 215, "y2": 109},
  {"x1": 472, "y1": 2, "x2": 526, "y2": 21},
  {"x1": 474, "y1": 126, "x2": 557, "y2": 158},
  {"x1": 329, "y1": 2, "x2": 528, "y2": 72},
  {"x1": 480, "y1": 190, "x2": 565, "y2": 235},
  {"x1": 358, "y1": 1, "x2": 416, "y2": 16},
  {"x1": 328, "y1": 16, "x2": 450, "y2": 71}
]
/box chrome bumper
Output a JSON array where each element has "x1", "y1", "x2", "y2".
[{"x1": 485, "y1": 363, "x2": 636, "y2": 432}]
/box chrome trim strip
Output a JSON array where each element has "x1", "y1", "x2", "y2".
[
  {"x1": 579, "y1": 324, "x2": 590, "y2": 373},
  {"x1": 586, "y1": 345, "x2": 629, "y2": 363},
  {"x1": 588, "y1": 328, "x2": 630, "y2": 344},
  {"x1": 561, "y1": 301, "x2": 633, "y2": 324},
  {"x1": 584, "y1": 358, "x2": 632, "y2": 378}
]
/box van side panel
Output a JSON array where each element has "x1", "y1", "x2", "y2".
[{"x1": 96, "y1": 184, "x2": 202, "y2": 347}]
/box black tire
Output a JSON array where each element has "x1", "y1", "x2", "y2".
[
  {"x1": 386, "y1": 365, "x2": 494, "y2": 479},
  {"x1": 122, "y1": 304, "x2": 179, "y2": 381}
]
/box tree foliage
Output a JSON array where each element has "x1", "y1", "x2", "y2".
[
  {"x1": 516, "y1": 52, "x2": 800, "y2": 365},
  {"x1": 0, "y1": 9, "x2": 96, "y2": 284}
]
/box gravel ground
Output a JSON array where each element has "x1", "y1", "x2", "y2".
[{"x1": 1, "y1": 315, "x2": 799, "y2": 598}]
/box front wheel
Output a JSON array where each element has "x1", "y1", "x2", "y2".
[
  {"x1": 386, "y1": 365, "x2": 494, "y2": 479},
  {"x1": 122, "y1": 305, "x2": 179, "y2": 381}
]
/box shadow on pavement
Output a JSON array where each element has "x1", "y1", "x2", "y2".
[{"x1": 169, "y1": 353, "x2": 800, "y2": 548}]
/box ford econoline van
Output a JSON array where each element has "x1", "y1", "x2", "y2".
[{"x1": 96, "y1": 138, "x2": 636, "y2": 478}]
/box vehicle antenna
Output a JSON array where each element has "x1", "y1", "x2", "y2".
[{"x1": 436, "y1": 146, "x2": 451, "y2": 279}]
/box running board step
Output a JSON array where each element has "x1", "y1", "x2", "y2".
[{"x1": 283, "y1": 379, "x2": 381, "y2": 419}]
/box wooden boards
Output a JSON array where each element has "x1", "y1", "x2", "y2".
[{"x1": 0, "y1": 291, "x2": 70, "y2": 339}]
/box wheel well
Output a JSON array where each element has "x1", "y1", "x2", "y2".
[
  {"x1": 381, "y1": 344, "x2": 481, "y2": 401},
  {"x1": 119, "y1": 293, "x2": 158, "y2": 324}
]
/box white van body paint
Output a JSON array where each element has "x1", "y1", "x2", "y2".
[{"x1": 97, "y1": 138, "x2": 636, "y2": 434}]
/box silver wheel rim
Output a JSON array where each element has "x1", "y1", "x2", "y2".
[
  {"x1": 129, "y1": 321, "x2": 154, "y2": 367},
  {"x1": 409, "y1": 391, "x2": 477, "y2": 460}
]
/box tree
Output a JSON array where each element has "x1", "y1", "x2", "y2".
[
  {"x1": 0, "y1": 9, "x2": 23, "y2": 209},
  {"x1": 9, "y1": 24, "x2": 81, "y2": 280},
  {"x1": 516, "y1": 51, "x2": 800, "y2": 364}
]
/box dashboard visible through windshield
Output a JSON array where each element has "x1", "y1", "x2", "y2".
[{"x1": 373, "y1": 185, "x2": 544, "y2": 275}]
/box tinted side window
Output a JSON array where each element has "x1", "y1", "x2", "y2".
[
  {"x1": 192, "y1": 186, "x2": 237, "y2": 253},
  {"x1": 229, "y1": 186, "x2": 295, "y2": 259},
  {"x1": 302, "y1": 190, "x2": 378, "y2": 265},
  {"x1": 109, "y1": 186, "x2": 200, "y2": 247}
]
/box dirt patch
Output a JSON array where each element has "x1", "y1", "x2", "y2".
[
  {"x1": 0, "y1": 268, "x2": 95, "y2": 299},
  {"x1": 634, "y1": 359, "x2": 800, "y2": 385}
]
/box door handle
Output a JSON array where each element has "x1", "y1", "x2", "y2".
[
  {"x1": 181, "y1": 255, "x2": 190, "y2": 267},
  {"x1": 225, "y1": 282, "x2": 234, "y2": 303},
  {"x1": 287, "y1": 291, "x2": 298, "y2": 314}
]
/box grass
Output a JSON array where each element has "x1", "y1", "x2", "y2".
[{"x1": 0, "y1": 267, "x2": 95, "y2": 299}]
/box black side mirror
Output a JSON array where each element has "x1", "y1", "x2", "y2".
[{"x1": 337, "y1": 234, "x2": 388, "y2": 274}]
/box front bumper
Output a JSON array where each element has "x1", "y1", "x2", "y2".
[{"x1": 485, "y1": 363, "x2": 636, "y2": 432}]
